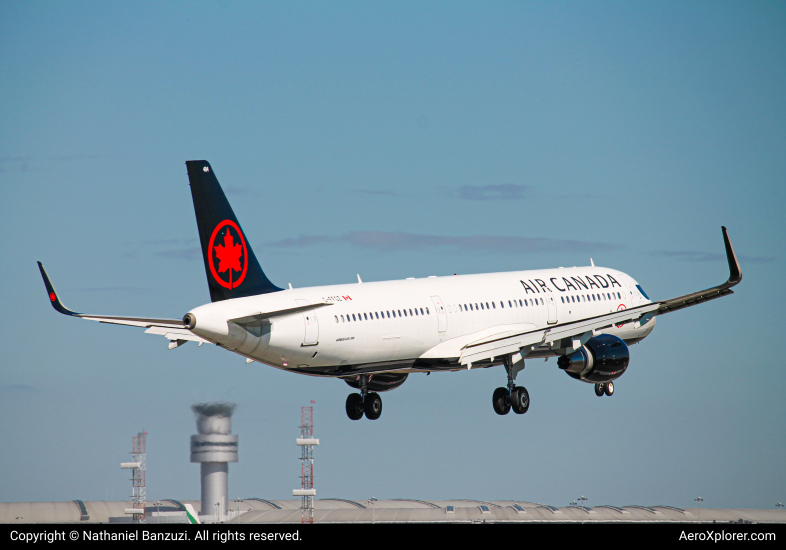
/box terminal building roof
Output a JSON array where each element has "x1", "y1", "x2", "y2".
[{"x1": 2, "y1": 499, "x2": 785, "y2": 524}]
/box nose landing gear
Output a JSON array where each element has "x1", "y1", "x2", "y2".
[
  {"x1": 345, "y1": 374, "x2": 383, "y2": 420},
  {"x1": 492, "y1": 355, "x2": 529, "y2": 416}
]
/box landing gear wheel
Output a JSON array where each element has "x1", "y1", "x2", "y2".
[
  {"x1": 346, "y1": 393, "x2": 364, "y2": 420},
  {"x1": 492, "y1": 387, "x2": 511, "y2": 415},
  {"x1": 594, "y1": 383, "x2": 605, "y2": 397},
  {"x1": 364, "y1": 392, "x2": 382, "y2": 420},
  {"x1": 511, "y1": 386, "x2": 530, "y2": 414},
  {"x1": 604, "y1": 381, "x2": 614, "y2": 396}
]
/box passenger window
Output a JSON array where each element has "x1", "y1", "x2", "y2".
[
  {"x1": 480, "y1": 303, "x2": 485, "y2": 310},
  {"x1": 409, "y1": 309, "x2": 413, "y2": 316},
  {"x1": 426, "y1": 307, "x2": 429, "y2": 315},
  {"x1": 334, "y1": 315, "x2": 338, "y2": 323},
  {"x1": 392, "y1": 311, "x2": 396, "y2": 318},
  {"x1": 375, "y1": 312, "x2": 379, "y2": 319},
  {"x1": 421, "y1": 308, "x2": 425, "y2": 315},
  {"x1": 351, "y1": 314, "x2": 355, "y2": 321},
  {"x1": 508, "y1": 300, "x2": 512, "y2": 307},
  {"x1": 561, "y1": 297, "x2": 565, "y2": 303},
  {"x1": 519, "y1": 300, "x2": 523, "y2": 307},
  {"x1": 486, "y1": 302, "x2": 490, "y2": 309}
]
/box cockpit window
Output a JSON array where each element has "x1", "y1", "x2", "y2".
[{"x1": 636, "y1": 285, "x2": 650, "y2": 300}]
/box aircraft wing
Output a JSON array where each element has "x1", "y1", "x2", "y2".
[
  {"x1": 37, "y1": 262, "x2": 199, "y2": 347},
  {"x1": 654, "y1": 226, "x2": 742, "y2": 314},
  {"x1": 459, "y1": 303, "x2": 659, "y2": 366},
  {"x1": 458, "y1": 226, "x2": 742, "y2": 366}
]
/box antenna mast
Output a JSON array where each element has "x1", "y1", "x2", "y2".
[{"x1": 294, "y1": 402, "x2": 318, "y2": 524}]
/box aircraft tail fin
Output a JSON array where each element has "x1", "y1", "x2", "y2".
[
  {"x1": 185, "y1": 161, "x2": 282, "y2": 302},
  {"x1": 184, "y1": 503, "x2": 201, "y2": 524}
]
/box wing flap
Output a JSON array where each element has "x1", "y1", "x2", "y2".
[{"x1": 144, "y1": 327, "x2": 205, "y2": 341}]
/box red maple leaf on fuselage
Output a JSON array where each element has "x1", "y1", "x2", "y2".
[{"x1": 214, "y1": 230, "x2": 243, "y2": 285}]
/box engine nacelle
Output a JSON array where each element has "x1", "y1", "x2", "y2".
[
  {"x1": 557, "y1": 334, "x2": 629, "y2": 383},
  {"x1": 344, "y1": 373, "x2": 409, "y2": 393}
]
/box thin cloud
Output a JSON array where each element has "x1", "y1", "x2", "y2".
[
  {"x1": 49, "y1": 154, "x2": 100, "y2": 162},
  {"x1": 648, "y1": 250, "x2": 775, "y2": 264},
  {"x1": 269, "y1": 235, "x2": 332, "y2": 248},
  {"x1": 0, "y1": 384, "x2": 36, "y2": 395},
  {"x1": 267, "y1": 231, "x2": 619, "y2": 253},
  {"x1": 155, "y1": 247, "x2": 202, "y2": 260},
  {"x1": 740, "y1": 255, "x2": 776, "y2": 264},
  {"x1": 343, "y1": 231, "x2": 619, "y2": 253},
  {"x1": 71, "y1": 286, "x2": 149, "y2": 293},
  {"x1": 0, "y1": 156, "x2": 33, "y2": 173},
  {"x1": 648, "y1": 250, "x2": 726, "y2": 262},
  {"x1": 457, "y1": 184, "x2": 530, "y2": 201},
  {"x1": 136, "y1": 238, "x2": 196, "y2": 246},
  {"x1": 351, "y1": 189, "x2": 401, "y2": 197},
  {"x1": 0, "y1": 154, "x2": 99, "y2": 173}
]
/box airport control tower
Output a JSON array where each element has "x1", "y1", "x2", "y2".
[{"x1": 190, "y1": 403, "x2": 238, "y2": 522}]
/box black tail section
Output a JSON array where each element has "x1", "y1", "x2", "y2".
[{"x1": 186, "y1": 160, "x2": 282, "y2": 302}]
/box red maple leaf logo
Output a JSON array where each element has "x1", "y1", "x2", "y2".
[{"x1": 214, "y1": 230, "x2": 243, "y2": 287}]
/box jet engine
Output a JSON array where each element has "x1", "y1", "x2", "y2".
[
  {"x1": 557, "y1": 334, "x2": 629, "y2": 383},
  {"x1": 344, "y1": 373, "x2": 409, "y2": 393}
]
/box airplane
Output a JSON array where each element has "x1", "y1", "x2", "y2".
[{"x1": 38, "y1": 160, "x2": 743, "y2": 420}]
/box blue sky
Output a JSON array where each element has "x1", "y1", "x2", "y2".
[{"x1": 1, "y1": 1, "x2": 784, "y2": 510}]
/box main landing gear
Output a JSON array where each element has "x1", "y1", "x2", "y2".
[
  {"x1": 594, "y1": 381, "x2": 614, "y2": 397},
  {"x1": 493, "y1": 356, "x2": 529, "y2": 415},
  {"x1": 346, "y1": 374, "x2": 383, "y2": 420}
]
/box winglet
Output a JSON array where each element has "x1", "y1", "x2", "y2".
[
  {"x1": 37, "y1": 262, "x2": 81, "y2": 316},
  {"x1": 721, "y1": 226, "x2": 742, "y2": 287}
]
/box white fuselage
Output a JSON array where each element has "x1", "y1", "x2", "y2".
[{"x1": 187, "y1": 265, "x2": 655, "y2": 377}]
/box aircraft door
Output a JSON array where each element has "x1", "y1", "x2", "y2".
[
  {"x1": 430, "y1": 296, "x2": 448, "y2": 333},
  {"x1": 544, "y1": 288, "x2": 558, "y2": 324},
  {"x1": 295, "y1": 299, "x2": 319, "y2": 345},
  {"x1": 621, "y1": 277, "x2": 640, "y2": 307}
]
